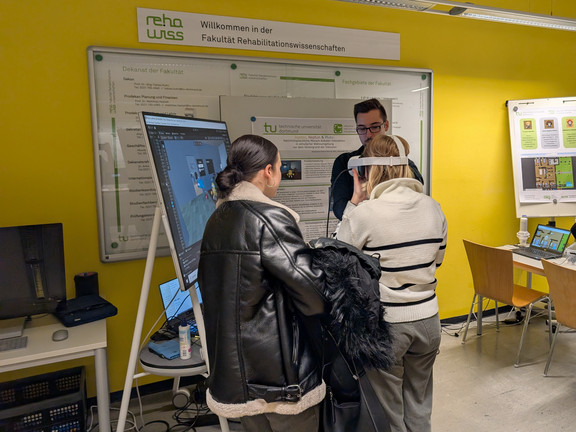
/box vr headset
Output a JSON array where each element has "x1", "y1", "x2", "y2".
[{"x1": 347, "y1": 135, "x2": 408, "y2": 178}]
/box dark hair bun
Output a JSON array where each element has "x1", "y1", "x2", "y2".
[
  {"x1": 216, "y1": 167, "x2": 244, "y2": 198},
  {"x1": 216, "y1": 134, "x2": 278, "y2": 199}
]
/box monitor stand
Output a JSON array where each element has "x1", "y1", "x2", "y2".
[{"x1": 0, "y1": 317, "x2": 27, "y2": 339}]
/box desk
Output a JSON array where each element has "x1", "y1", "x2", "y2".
[
  {"x1": 0, "y1": 315, "x2": 111, "y2": 432},
  {"x1": 512, "y1": 250, "x2": 545, "y2": 276},
  {"x1": 498, "y1": 244, "x2": 545, "y2": 276}
]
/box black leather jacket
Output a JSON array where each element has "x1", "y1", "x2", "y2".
[{"x1": 198, "y1": 197, "x2": 326, "y2": 418}]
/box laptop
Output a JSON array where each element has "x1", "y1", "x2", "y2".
[
  {"x1": 159, "y1": 278, "x2": 202, "y2": 336},
  {"x1": 513, "y1": 224, "x2": 571, "y2": 260}
]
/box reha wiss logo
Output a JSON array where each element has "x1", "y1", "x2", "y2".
[{"x1": 145, "y1": 13, "x2": 184, "y2": 41}]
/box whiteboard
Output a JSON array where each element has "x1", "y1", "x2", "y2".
[
  {"x1": 222, "y1": 97, "x2": 367, "y2": 141},
  {"x1": 88, "y1": 46, "x2": 432, "y2": 261},
  {"x1": 507, "y1": 97, "x2": 576, "y2": 218}
]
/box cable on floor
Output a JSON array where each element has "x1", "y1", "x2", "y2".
[
  {"x1": 441, "y1": 321, "x2": 466, "y2": 337},
  {"x1": 131, "y1": 376, "x2": 214, "y2": 432},
  {"x1": 441, "y1": 298, "x2": 519, "y2": 338},
  {"x1": 139, "y1": 420, "x2": 171, "y2": 431},
  {"x1": 169, "y1": 381, "x2": 213, "y2": 431},
  {"x1": 86, "y1": 406, "x2": 139, "y2": 432}
]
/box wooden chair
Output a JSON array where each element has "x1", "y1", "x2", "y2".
[
  {"x1": 462, "y1": 240, "x2": 551, "y2": 367},
  {"x1": 541, "y1": 259, "x2": 576, "y2": 376}
]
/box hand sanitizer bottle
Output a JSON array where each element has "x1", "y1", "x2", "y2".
[{"x1": 179, "y1": 319, "x2": 191, "y2": 360}]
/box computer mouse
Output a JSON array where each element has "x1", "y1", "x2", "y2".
[{"x1": 52, "y1": 329, "x2": 69, "y2": 342}]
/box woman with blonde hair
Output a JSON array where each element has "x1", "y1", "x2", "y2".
[
  {"x1": 360, "y1": 134, "x2": 414, "y2": 196},
  {"x1": 336, "y1": 134, "x2": 447, "y2": 432}
]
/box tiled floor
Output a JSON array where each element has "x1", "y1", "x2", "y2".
[{"x1": 109, "y1": 314, "x2": 576, "y2": 431}]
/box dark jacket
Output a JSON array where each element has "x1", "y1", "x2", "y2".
[
  {"x1": 198, "y1": 181, "x2": 326, "y2": 418},
  {"x1": 308, "y1": 237, "x2": 394, "y2": 371}
]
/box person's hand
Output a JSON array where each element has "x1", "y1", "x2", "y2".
[{"x1": 350, "y1": 169, "x2": 367, "y2": 205}]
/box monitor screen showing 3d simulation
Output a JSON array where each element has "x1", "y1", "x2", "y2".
[
  {"x1": 0, "y1": 223, "x2": 66, "y2": 322},
  {"x1": 140, "y1": 112, "x2": 230, "y2": 292}
]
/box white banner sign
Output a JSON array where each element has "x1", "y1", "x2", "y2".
[{"x1": 137, "y1": 8, "x2": 400, "y2": 60}]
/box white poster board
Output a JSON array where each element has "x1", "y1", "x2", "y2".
[
  {"x1": 221, "y1": 96, "x2": 394, "y2": 239},
  {"x1": 88, "y1": 46, "x2": 432, "y2": 261},
  {"x1": 507, "y1": 97, "x2": 576, "y2": 217}
]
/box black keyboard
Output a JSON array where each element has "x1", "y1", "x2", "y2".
[
  {"x1": 0, "y1": 336, "x2": 27, "y2": 352},
  {"x1": 513, "y1": 247, "x2": 559, "y2": 260}
]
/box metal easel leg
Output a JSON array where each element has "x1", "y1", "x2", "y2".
[{"x1": 116, "y1": 206, "x2": 162, "y2": 432}]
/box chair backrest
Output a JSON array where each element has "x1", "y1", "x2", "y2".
[
  {"x1": 541, "y1": 259, "x2": 576, "y2": 330},
  {"x1": 463, "y1": 240, "x2": 515, "y2": 305}
]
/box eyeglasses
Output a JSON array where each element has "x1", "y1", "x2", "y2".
[{"x1": 356, "y1": 123, "x2": 384, "y2": 135}]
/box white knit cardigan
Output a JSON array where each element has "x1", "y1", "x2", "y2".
[{"x1": 337, "y1": 178, "x2": 447, "y2": 323}]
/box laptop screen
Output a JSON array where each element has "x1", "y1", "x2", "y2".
[
  {"x1": 159, "y1": 278, "x2": 202, "y2": 322},
  {"x1": 530, "y1": 224, "x2": 571, "y2": 253}
]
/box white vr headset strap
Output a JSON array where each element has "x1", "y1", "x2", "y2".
[
  {"x1": 347, "y1": 135, "x2": 408, "y2": 172},
  {"x1": 389, "y1": 135, "x2": 406, "y2": 158},
  {"x1": 348, "y1": 156, "x2": 408, "y2": 169}
]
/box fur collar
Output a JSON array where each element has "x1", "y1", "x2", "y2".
[{"x1": 217, "y1": 181, "x2": 300, "y2": 222}]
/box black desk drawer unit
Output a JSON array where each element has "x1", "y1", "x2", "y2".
[{"x1": 0, "y1": 367, "x2": 86, "y2": 432}]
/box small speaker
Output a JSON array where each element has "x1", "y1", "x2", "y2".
[{"x1": 74, "y1": 272, "x2": 99, "y2": 297}]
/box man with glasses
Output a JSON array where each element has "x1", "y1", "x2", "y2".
[{"x1": 330, "y1": 98, "x2": 424, "y2": 220}]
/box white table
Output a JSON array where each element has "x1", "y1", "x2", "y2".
[
  {"x1": 510, "y1": 248, "x2": 545, "y2": 276},
  {"x1": 504, "y1": 244, "x2": 576, "y2": 277},
  {"x1": 499, "y1": 244, "x2": 552, "y2": 282},
  {"x1": 0, "y1": 315, "x2": 111, "y2": 432}
]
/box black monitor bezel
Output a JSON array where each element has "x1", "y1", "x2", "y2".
[{"x1": 139, "y1": 112, "x2": 230, "y2": 293}]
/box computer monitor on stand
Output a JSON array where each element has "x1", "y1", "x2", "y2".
[
  {"x1": 112, "y1": 112, "x2": 231, "y2": 432},
  {"x1": 139, "y1": 112, "x2": 230, "y2": 294}
]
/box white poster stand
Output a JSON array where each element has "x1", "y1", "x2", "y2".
[{"x1": 115, "y1": 207, "x2": 229, "y2": 432}]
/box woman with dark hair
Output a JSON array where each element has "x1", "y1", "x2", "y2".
[
  {"x1": 198, "y1": 134, "x2": 326, "y2": 431},
  {"x1": 336, "y1": 134, "x2": 447, "y2": 432}
]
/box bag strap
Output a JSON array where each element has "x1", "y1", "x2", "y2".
[
  {"x1": 325, "y1": 327, "x2": 391, "y2": 431},
  {"x1": 351, "y1": 359, "x2": 392, "y2": 432},
  {"x1": 324, "y1": 327, "x2": 357, "y2": 379}
]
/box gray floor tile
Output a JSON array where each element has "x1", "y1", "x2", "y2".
[{"x1": 111, "y1": 315, "x2": 576, "y2": 431}]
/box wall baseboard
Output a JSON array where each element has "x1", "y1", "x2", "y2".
[{"x1": 440, "y1": 305, "x2": 514, "y2": 325}]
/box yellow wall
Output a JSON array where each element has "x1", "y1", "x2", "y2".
[{"x1": 1, "y1": 0, "x2": 575, "y2": 396}]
